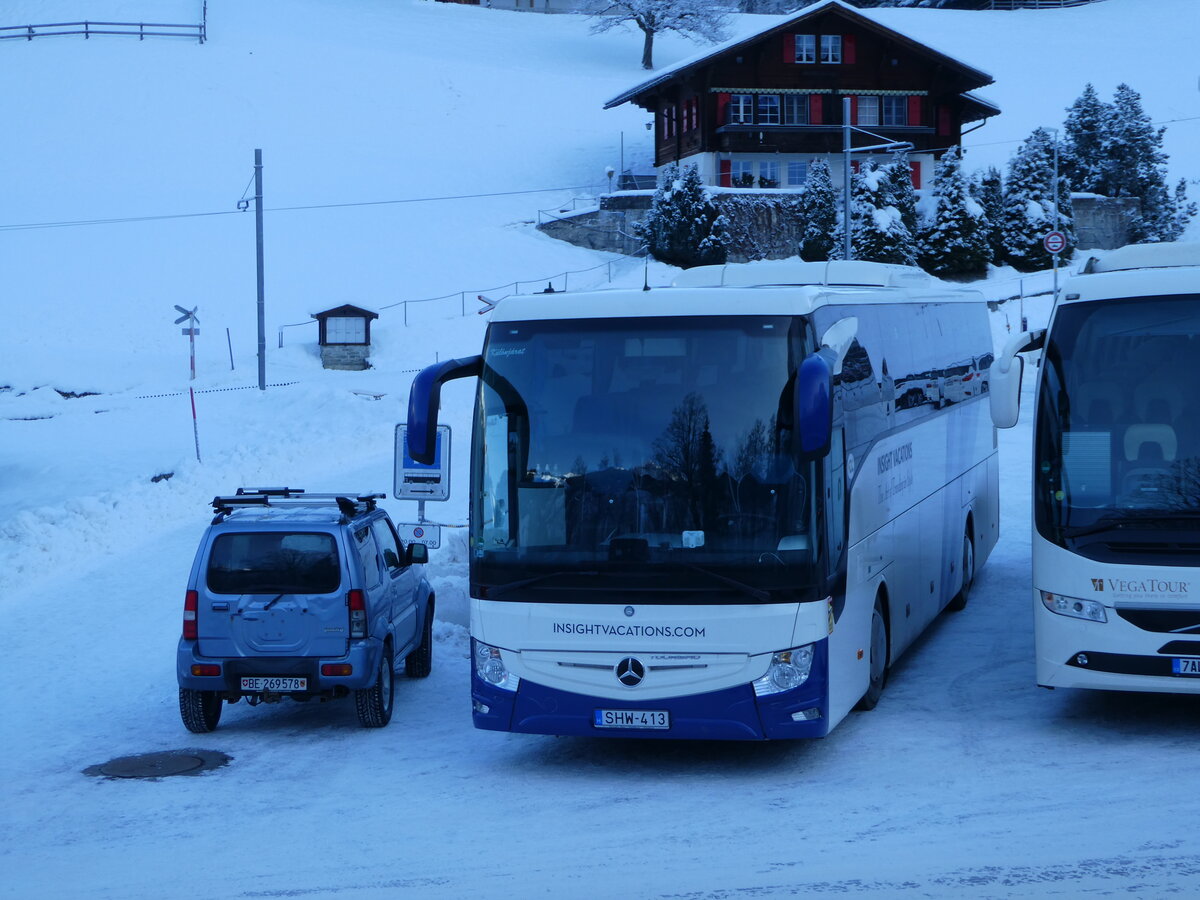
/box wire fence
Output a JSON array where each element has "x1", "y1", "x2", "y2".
[{"x1": 277, "y1": 255, "x2": 629, "y2": 346}]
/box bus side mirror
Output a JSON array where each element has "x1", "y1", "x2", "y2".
[
  {"x1": 989, "y1": 356, "x2": 1023, "y2": 428},
  {"x1": 796, "y1": 350, "x2": 833, "y2": 460},
  {"x1": 988, "y1": 329, "x2": 1044, "y2": 430},
  {"x1": 407, "y1": 356, "x2": 482, "y2": 464}
]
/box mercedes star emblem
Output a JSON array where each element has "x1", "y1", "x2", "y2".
[{"x1": 615, "y1": 657, "x2": 645, "y2": 687}]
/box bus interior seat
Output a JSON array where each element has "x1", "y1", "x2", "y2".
[
  {"x1": 1124, "y1": 424, "x2": 1177, "y2": 464},
  {"x1": 1122, "y1": 424, "x2": 1178, "y2": 497},
  {"x1": 1133, "y1": 381, "x2": 1184, "y2": 424},
  {"x1": 1072, "y1": 381, "x2": 1122, "y2": 429}
]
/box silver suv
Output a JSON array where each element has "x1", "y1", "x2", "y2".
[{"x1": 176, "y1": 488, "x2": 433, "y2": 732}]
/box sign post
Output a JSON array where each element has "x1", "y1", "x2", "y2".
[
  {"x1": 1044, "y1": 230, "x2": 1066, "y2": 306},
  {"x1": 173, "y1": 305, "x2": 202, "y2": 463}
]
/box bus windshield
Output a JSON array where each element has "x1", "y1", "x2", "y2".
[
  {"x1": 470, "y1": 316, "x2": 820, "y2": 603},
  {"x1": 1035, "y1": 295, "x2": 1200, "y2": 558}
]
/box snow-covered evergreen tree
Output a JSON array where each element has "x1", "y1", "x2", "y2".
[
  {"x1": 1060, "y1": 83, "x2": 1108, "y2": 194},
  {"x1": 798, "y1": 158, "x2": 839, "y2": 261},
  {"x1": 919, "y1": 147, "x2": 990, "y2": 277},
  {"x1": 589, "y1": 0, "x2": 728, "y2": 70},
  {"x1": 882, "y1": 150, "x2": 919, "y2": 237},
  {"x1": 849, "y1": 161, "x2": 917, "y2": 265},
  {"x1": 971, "y1": 166, "x2": 1006, "y2": 264},
  {"x1": 1103, "y1": 83, "x2": 1177, "y2": 241},
  {"x1": 635, "y1": 164, "x2": 730, "y2": 268},
  {"x1": 1000, "y1": 127, "x2": 1076, "y2": 270},
  {"x1": 1170, "y1": 178, "x2": 1198, "y2": 240}
]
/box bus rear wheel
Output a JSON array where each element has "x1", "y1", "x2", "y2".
[
  {"x1": 948, "y1": 532, "x2": 974, "y2": 612},
  {"x1": 855, "y1": 595, "x2": 889, "y2": 711}
]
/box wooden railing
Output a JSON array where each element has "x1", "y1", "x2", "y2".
[{"x1": 1, "y1": 15, "x2": 205, "y2": 43}]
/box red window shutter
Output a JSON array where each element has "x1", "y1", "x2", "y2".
[
  {"x1": 851, "y1": 160, "x2": 861, "y2": 174},
  {"x1": 849, "y1": 95, "x2": 858, "y2": 124},
  {"x1": 783, "y1": 33, "x2": 795, "y2": 63},
  {"x1": 810, "y1": 94, "x2": 823, "y2": 124},
  {"x1": 719, "y1": 159, "x2": 732, "y2": 188},
  {"x1": 844, "y1": 34, "x2": 856, "y2": 65},
  {"x1": 717, "y1": 93, "x2": 730, "y2": 126},
  {"x1": 907, "y1": 96, "x2": 921, "y2": 126},
  {"x1": 938, "y1": 105, "x2": 952, "y2": 136},
  {"x1": 909, "y1": 160, "x2": 921, "y2": 190}
]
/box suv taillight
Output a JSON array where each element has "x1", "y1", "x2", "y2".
[
  {"x1": 183, "y1": 590, "x2": 198, "y2": 640},
  {"x1": 348, "y1": 589, "x2": 366, "y2": 638}
]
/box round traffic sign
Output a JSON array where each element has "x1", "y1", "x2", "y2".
[
  {"x1": 1043, "y1": 231, "x2": 1066, "y2": 254},
  {"x1": 413, "y1": 526, "x2": 425, "y2": 539}
]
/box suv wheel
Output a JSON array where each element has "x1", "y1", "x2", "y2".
[
  {"x1": 356, "y1": 642, "x2": 394, "y2": 728},
  {"x1": 405, "y1": 603, "x2": 434, "y2": 679},
  {"x1": 180, "y1": 688, "x2": 222, "y2": 733}
]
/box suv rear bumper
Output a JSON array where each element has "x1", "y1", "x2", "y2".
[{"x1": 177, "y1": 638, "x2": 384, "y2": 696}]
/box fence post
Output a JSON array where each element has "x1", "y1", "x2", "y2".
[
  {"x1": 84, "y1": 20, "x2": 90, "y2": 39},
  {"x1": 403, "y1": 301, "x2": 408, "y2": 327},
  {"x1": 460, "y1": 292, "x2": 466, "y2": 317}
]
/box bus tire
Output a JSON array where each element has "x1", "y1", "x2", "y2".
[
  {"x1": 947, "y1": 531, "x2": 974, "y2": 613},
  {"x1": 855, "y1": 593, "x2": 889, "y2": 711}
]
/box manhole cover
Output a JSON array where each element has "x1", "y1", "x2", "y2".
[{"x1": 84, "y1": 749, "x2": 231, "y2": 780}]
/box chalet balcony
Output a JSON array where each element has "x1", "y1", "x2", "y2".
[{"x1": 714, "y1": 123, "x2": 937, "y2": 156}]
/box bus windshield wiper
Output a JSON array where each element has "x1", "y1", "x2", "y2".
[
  {"x1": 486, "y1": 571, "x2": 599, "y2": 598},
  {"x1": 668, "y1": 563, "x2": 771, "y2": 602},
  {"x1": 1064, "y1": 511, "x2": 1200, "y2": 540}
]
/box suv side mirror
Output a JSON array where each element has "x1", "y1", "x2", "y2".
[{"x1": 407, "y1": 543, "x2": 429, "y2": 565}]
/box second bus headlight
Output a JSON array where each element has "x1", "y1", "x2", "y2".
[
  {"x1": 473, "y1": 639, "x2": 521, "y2": 691},
  {"x1": 752, "y1": 645, "x2": 815, "y2": 696},
  {"x1": 1040, "y1": 591, "x2": 1107, "y2": 623}
]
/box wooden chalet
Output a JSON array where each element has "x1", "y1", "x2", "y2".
[{"x1": 604, "y1": 0, "x2": 999, "y2": 192}]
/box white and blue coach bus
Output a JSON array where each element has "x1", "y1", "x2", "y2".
[
  {"x1": 990, "y1": 242, "x2": 1200, "y2": 694},
  {"x1": 408, "y1": 260, "x2": 999, "y2": 739}
]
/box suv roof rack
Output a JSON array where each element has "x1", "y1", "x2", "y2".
[{"x1": 211, "y1": 489, "x2": 386, "y2": 523}]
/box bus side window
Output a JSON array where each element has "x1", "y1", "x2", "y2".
[{"x1": 825, "y1": 427, "x2": 847, "y2": 571}]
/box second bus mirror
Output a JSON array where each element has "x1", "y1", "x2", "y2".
[{"x1": 989, "y1": 356, "x2": 1023, "y2": 429}]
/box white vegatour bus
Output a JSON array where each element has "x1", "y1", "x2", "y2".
[
  {"x1": 409, "y1": 260, "x2": 999, "y2": 739},
  {"x1": 991, "y1": 242, "x2": 1200, "y2": 693}
]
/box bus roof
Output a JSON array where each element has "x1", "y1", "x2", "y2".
[
  {"x1": 1063, "y1": 242, "x2": 1200, "y2": 305},
  {"x1": 490, "y1": 260, "x2": 983, "y2": 323}
]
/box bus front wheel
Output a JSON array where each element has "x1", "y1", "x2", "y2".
[{"x1": 855, "y1": 594, "x2": 889, "y2": 711}]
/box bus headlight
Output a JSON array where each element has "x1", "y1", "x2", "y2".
[
  {"x1": 473, "y1": 640, "x2": 520, "y2": 691},
  {"x1": 1040, "y1": 591, "x2": 1107, "y2": 623},
  {"x1": 752, "y1": 645, "x2": 814, "y2": 696}
]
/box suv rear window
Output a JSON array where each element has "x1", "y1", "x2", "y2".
[{"x1": 207, "y1": 532, "x2": 340, "y2": 594}]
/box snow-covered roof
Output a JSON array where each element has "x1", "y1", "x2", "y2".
[{"x1": 604, "y1": 0, "x2": 994, "y2": 110}]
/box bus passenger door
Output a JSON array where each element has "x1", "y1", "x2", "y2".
[{"x1": 824, "y1": 427, "x2": 847, "y2": 588}]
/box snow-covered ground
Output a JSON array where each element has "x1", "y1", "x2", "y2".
[{"x1": 3, "y1": 2, "x2": 1200, "y2": 897}]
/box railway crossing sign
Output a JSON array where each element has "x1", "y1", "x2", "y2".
[{"x1": 1043, "y1": 231, "x2": 1067, "y2": 254}]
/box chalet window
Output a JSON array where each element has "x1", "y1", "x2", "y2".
[
  {"x1": 684, "y1": 98, "x2": 698, "y2": 131},
  {"x1": 787, "y1": 161, "x2": 808, "y2": 186},
  {"x1": 882, "y1": 95, "x2": 907, "y2": 126},
  {"x1": 662, "y1": 105, "x2": 679, "y2": 139},
  {"x1": 759, "y1": 161, "x2": 780, "y2": 188},
  {"x1": 783, "y1": 94, "x2": 809, "y2": 125},
  {"x1": 326, "y1": 317, "x2": 366, "y2": 345},
  {"x1": 794, "y1": 34, "x2": 816, "y2": 63},
  {"x1": 756, "y1": 95, "x2": 780, "y2": 125},
  {"x1": 728, "y1": 94, "x2": 754, "y2": 125},
  {"x1": 820, "y1": 35, "x2": 842, "y2": 64},
  {"x1": 731, "y1": 160, "x2": 754, "y2": 187},
  {"x1": 857, "y1": 96, "x2": 879, "y2": 127}
]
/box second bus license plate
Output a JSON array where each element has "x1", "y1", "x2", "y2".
[
  {"x1": 1172, "y1": 657, "x2": 1200, "y2": 676},
  {"x1": 594, "y1": 709, "x2": 670, "y2": 730}
]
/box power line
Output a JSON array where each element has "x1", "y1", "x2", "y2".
[{"x1": 0, "y1": 183, "x2": 598, "y2": 233}]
